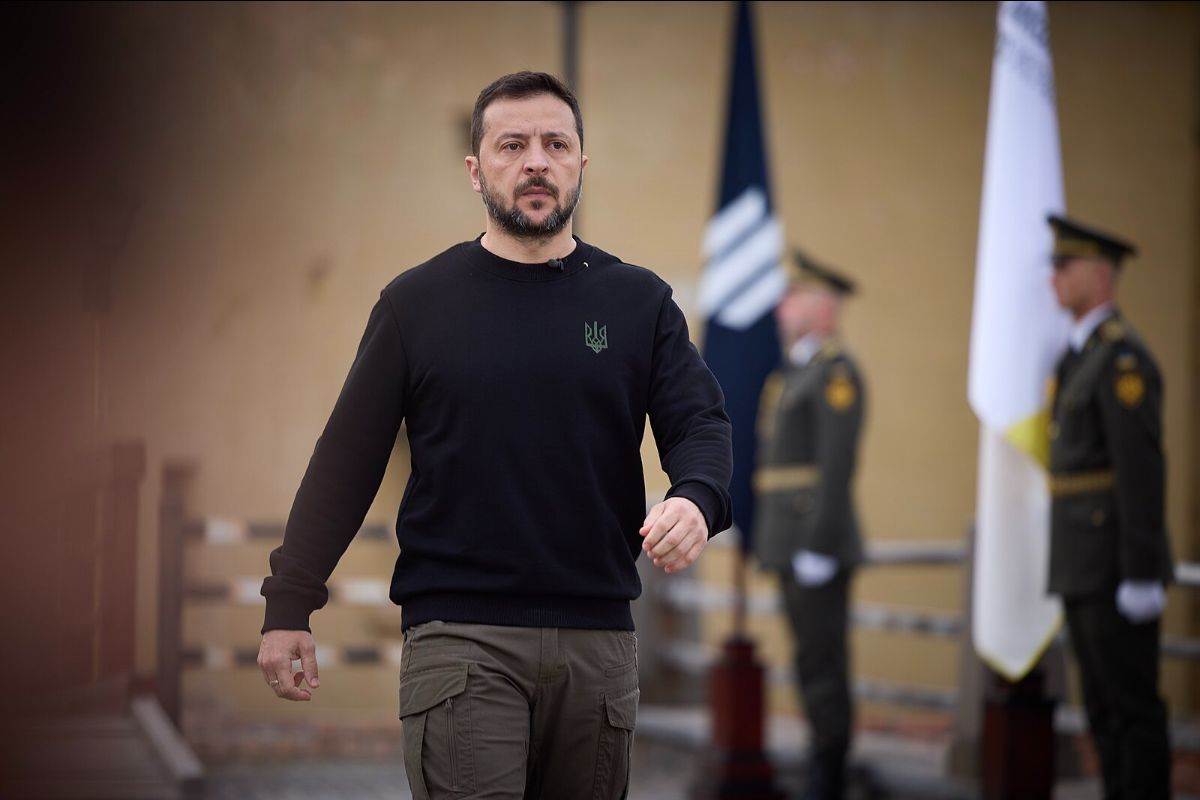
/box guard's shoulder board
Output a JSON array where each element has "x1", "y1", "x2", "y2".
[
  {"x1": 819, "y1": 339, "x2": 845, "y2": 360},
  {"x1": 1100, "y1": 318, "x2": 1127, "y2": 343},
  {"x1": 1114, "y1": 351, "x2": 1139, "y2": 372}
]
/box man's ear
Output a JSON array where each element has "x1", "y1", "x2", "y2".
[{"x1": 466, "y1": 156, "x2": 482, "y2": 193}]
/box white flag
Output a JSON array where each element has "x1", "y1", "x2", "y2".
[{"x1": 968, "y1": 0, "x2": 1072, "y2": 681}]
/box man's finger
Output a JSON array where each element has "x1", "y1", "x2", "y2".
[
  {"x1": 279, "y1": 685, "x2": 313, "y2": 701},
  {"x1": 259, "y1": 660, "x2": 275, "y2": 688},
  {"x1": 667, "y1": 542, "x2": 700, "y2": 573},
  {"x1": 259, "y1": 647, "x2": 288, "y2": 695},
  {"x1": 659, "y1": 536, "x2": 693, "y2": 570},
  {"x1": 639, "y1": 503, "x2": 667, "y2": 537},
  {"x1": 271, "y1": 666, "x2": 311, "y2": 701},
  {"x1": 299, "y1": 645, "x2": 321, "y2": 688},
  {"x1": 269, "y1": 658, "x2": 293, "y2": 694},
  {"x1": 660, "y1": 531, "x2": 704, "y2": 572},
  {"x1": 643, "y1": 513, "x2": 678, "y2": 555},
  {"x1": 681, "y1": 539, "x2": 707, "y2": 569},
  {"x1": 642, "y1": 505, "x2": 679, "y2": 546},
  {"x1": 649, "y1": 522, "x2": 685, "y2": 560}
]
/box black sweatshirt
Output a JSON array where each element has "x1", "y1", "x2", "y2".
[{"x1": 261, "y1": 236, "x2": 733, "y2": 633}]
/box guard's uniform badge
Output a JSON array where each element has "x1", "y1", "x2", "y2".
[
  {"x1": 1115, "y1": 370, "x2": 1145, "y2": 408},
  {"x1": 825, "y1": 373, "x2": 856, "y2": 412}
]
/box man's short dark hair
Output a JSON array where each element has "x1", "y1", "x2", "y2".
[{"x1": 470, "y1": 71, "x2": 583, "y2": 157}]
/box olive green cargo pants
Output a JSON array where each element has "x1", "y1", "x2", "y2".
[{"x1": 399, "y1": 622, "x2": 640, "y2": 800}]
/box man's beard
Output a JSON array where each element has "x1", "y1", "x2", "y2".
[{"x1": 479, "y1": 172, "x2": 582, "y2": 242}]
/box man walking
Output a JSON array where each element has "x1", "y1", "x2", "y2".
[{"x1": 257, "y1": 72, "x2": 733, "y2": 799}]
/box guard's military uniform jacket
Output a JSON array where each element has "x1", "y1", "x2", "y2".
[
  {"x1": 1048, "y1": 312, "x2": 1173, "y2": 598},
  {"x1": 753, "y1": 342, "x2": 864, "y2": 571}
]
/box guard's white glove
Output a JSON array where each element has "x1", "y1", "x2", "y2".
[
  {"x1": 792, "y1": 549, "x2": 838, "y2": 587},
  {"x1": 1116, "y1": 580, "x2": 1166, "y2": 624}
]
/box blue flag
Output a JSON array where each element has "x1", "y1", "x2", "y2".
[{"x1": 699, "y1": 0, "x2": 784, "y2": 552}]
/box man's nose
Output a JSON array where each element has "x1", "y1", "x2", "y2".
[{"x1": 523, "y1": 143, "x2": 550, "y2": 173}]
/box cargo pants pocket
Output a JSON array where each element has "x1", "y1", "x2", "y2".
[
  {"x1": 592, "y1": 686, "x2": 639, "y2": 800},
  {"x1": 400, "y1": 664, "x2": 474, "y2": 799}
]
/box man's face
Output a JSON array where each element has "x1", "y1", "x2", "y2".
[
  {"x1": 775, "y1": 285, "x2": 834, "y2": 340},
  {"x1": 466, "y1": 93, "x2": 587, "y2": 240},
  {"x1": 1051, "y1": 256, "x2": 1109, "y2": 315}
]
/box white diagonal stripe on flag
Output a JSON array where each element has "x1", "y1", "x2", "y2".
[
  {"x1": 716, "y1": 264, "x2": 787, "y2": 329},
  {"x1": 699, "y1": 217, "x2": 783, "y2": 317},
  {"x1": 702, "y1": 187, "x2": 766, "y2": 258}
]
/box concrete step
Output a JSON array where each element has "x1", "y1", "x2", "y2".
[{"x1": 1, "y1": 697, "x2": 201, "y2": 799}]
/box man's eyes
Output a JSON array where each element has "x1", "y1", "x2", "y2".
[{"x1": 499, "y1": 141, "x2": 569, "y2": 152}]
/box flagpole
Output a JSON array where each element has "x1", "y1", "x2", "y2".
[{"x1": 692, "y1": 4, "x2": 783, "y2": 798}]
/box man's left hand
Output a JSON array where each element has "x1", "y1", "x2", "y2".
[{"x1": 639, "y1": 497, "x2": 708, "y2": 574}]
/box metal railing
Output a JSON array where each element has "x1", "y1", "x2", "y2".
[
  {"x1": 157, "y1": 477, "x2": 403, "y2": 725},
  {"x1": 670, "y1": 535, "x2": 1199, "y2": 661},
  {"x1": 157, "y1": 488, "x2": 1199, "y2": 749},
  {"x1": 650, "y1": 533, "x2": 1200, "y2": 751}
]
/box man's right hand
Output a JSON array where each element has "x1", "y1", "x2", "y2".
[{"x1": 258, "y1": 629, "x2": 320, "y2": 701}]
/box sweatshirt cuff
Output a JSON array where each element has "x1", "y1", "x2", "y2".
[
  {"x1": 261, "y1": 594, "x2": 316, "y2": 635},
  {"x1": 666, "y1": 481, "x2": 723, "y2": 538}
]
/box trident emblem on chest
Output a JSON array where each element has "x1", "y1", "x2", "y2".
[{"x1": 585, "y1": 321, "x2": 608, "y2": 354}]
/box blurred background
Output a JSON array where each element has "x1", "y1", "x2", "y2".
[{"x1": 0, "y1": 1, "x2": 1196, "y2": 797}]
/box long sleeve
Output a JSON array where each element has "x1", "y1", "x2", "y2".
[
  {"x1": 646, "y1": 290, "x2": 734, "y2": 536},
  {"x1": 808, "y1": 361, "x2": 863, "y2": 557},
  {"x1": 260, "y1": 294, "x2": 408, "y2": 632},
  {"x1": 1096, "y1": 346, "x2": 1171, "y2": 582}
]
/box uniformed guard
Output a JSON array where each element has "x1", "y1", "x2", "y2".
[
  {"x1": 753, "y1": 250, "x2": 864, "y2": 800},
  {"x1": 1046, "y1": 214, "x2": 1173, "y2": 799}
]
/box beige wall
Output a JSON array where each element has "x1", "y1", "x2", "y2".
[{"x1": 57, "y1": 1, "x2": 1196, "y2": 718}]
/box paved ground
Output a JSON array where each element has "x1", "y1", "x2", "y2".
[
  {"x1": 201, "y1": 743, "x2": 777, "y2": 800},
  {"x1": 200, "y1": 736, "x2": 1112, "y2": 800},
  {"x1": 202, "y1": 739, "x2": 703, "y2": 800},
  {"x1": 12, "y1": 701, "x2": 1192, "y2": 799},
  {"x1": 202, "y1": 741, "x2": 695, "y2": 800},
  {"x1": 192, "y1": 704, "x2": 1200, "y2": 799}
]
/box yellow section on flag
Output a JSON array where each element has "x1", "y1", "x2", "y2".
[{"x1": 1003, "y1": 407, "x2": 1052, "y2": 468}]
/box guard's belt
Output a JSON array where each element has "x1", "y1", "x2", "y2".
[
  {"x1": 1049, "y1": 469, "x2": 1115, "y2": 497},
  {"x1": 753, "y1": 464, "x2": 821, "y2": 492}
]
